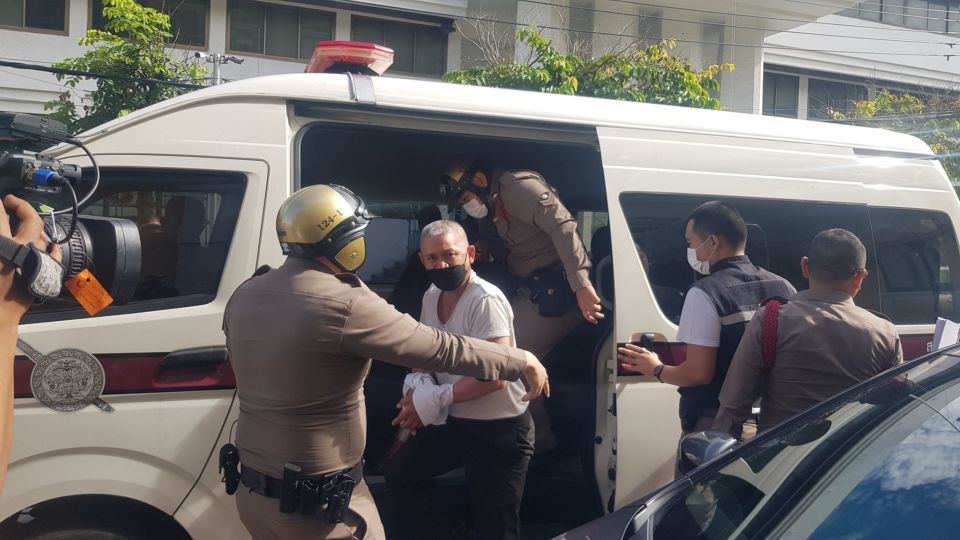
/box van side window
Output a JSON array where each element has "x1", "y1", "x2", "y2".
[
  {"x1": 23, "y1": 170, "x2": 245, "y2": 323},
  {"x1": 869, "y1": 208, "x2": 960, "y2": 324},
  {"x1": 618, "y1": 194, "x2": 880, "y2": 323}
]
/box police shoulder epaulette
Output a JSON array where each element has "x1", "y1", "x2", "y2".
[{"x1": 865, "y1": 309, "x2": 893, "y2": 323}]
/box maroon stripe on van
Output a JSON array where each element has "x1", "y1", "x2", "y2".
[
  {"x1": 618, "y1": 334, "x2": 933, "y2": 377},
  {"x1": 13, "y1": 353, "x2": 237, "y2": 399}
]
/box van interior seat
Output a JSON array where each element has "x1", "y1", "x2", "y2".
[
  {"x1": 167, "y1": 196, "x2": 210, "y2": 296},
  {"x1": 745, "y1": 223, "x2": 770, "y2": 269},
  {"x1": 388, "y1": 205, "x2": 442, "y2": 319}
]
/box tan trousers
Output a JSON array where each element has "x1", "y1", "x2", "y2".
[
  {"x1": 237, "y1": 479, "x2": 386, "y2": 540},
  {"x1": 511, "y1": 294, "x2": 582, "y2": 451},
  {"x1": 510, "y1": 294, "x2": 582, "y2": 361}
]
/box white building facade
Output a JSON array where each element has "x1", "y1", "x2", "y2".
[{"x1": 1, "y1": 0, "x2": 957, "y2": 122}]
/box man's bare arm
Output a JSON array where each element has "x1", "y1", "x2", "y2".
[{"x1": 453, "y1": 336, "x2": 511, "y2": 403}]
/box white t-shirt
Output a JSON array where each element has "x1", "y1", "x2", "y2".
[
  {"x1": 420, "y1": 272, "x2": 528, "y2": 420},
  {"x1": 676, "y1": 286, "x2": 721, "y2": 348}
]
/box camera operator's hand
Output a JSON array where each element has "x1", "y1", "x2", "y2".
[
  {"x1": 0, "y1": 194, "x2": 62, "y2": 497},
  {"x1": 0, "y1": 194, "x2": 62, "y2": 322}
]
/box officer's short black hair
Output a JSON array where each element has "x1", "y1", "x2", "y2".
[
  {"x1": 687, "y1": 201, "x2": 747, "y2": 250},
  {"x1": 807, "y1": 228, "x2": 867, "y2": 284}
]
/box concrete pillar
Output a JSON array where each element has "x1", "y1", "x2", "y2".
[
  {"x1": 719, "y1": 28, "x2": 764, "y2": 114},
  {"x1": 208, "y1": 0, "x2": 228, "y2": 53}
]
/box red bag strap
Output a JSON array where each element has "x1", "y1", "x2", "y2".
[{"x1": 761, "y1": 299, "x2": 783, "y2": 372}]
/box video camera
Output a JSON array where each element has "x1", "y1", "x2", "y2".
[{"x1": 0, "y1": 112, "x2": 140, "y2": 308}]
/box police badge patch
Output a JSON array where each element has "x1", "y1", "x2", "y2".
[{"x1": 18, "y1": 339, "x2": 114, "y2": 413}]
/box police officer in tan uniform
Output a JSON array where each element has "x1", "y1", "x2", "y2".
[
  {"x1": 713, "y1": 229, "x2": 903, "y2": 438},
  {"x1": 441, "y1": 159, "x2": 602, "y2": 449},
  {"x1": 222, "y1": 184, "x2": 550, "y2": 540}
]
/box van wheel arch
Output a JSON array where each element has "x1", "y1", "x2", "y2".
[{"x1": 0, "y1": 495, "x2": 191, "y2": 540}]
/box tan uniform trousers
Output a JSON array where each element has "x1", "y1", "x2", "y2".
[
  {"x1": 236, "y1": 479, "x2": 386, "y2": 540},
  {"x1": 511, "y1": 294, "x2": 582, "y2": 361},
  {"x1": 512, "y1": 293, "x2": 582, "y2": 451}
]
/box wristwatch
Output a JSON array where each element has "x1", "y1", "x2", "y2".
[{"x1": 652, "y1": 363, "x2": 665, "y2": 383}]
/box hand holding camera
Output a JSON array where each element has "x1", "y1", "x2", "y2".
[{"x1": 0, "y1": 195, "x2": 63, "y2": 321}]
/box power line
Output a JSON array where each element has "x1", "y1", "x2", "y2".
[
  {"x1": 531, "y1": 0, "x2": 960, "y2": 47},
  {"x1": 0, "y1": 69, "x2": 81, "y2": 92},
  {"x1": 0, "y1": 59, "x2": 204, "y2": 89},
  {"x1": 460, "y1": 14, "x2": 960, "y2": 57}
]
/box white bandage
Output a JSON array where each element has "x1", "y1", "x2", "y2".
[{"x1": 402, "y1": 373, "x2": 453, "y2": 426}]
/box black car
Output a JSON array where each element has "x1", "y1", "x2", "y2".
[{"x1": 557, "y1": 344, "x2": 960, "y2": 539}]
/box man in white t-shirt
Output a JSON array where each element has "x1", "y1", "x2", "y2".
[{"x1": 383, "y1": 220, "x2": 535, "y2": 540}]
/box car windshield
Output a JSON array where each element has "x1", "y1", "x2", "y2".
[{"x1": 646, "y1": 347, "x2": 960, "y2": 540}]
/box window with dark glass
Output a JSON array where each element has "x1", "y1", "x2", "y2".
[
  {"x1": 807, "y1": 78, "x2": 868, "y2": 120},
  {"x1": 228, "y1": 1, "x2": 334, "y2": 60},
  {"x1": 24, "y1": 170, "x2": 245, "y2": 322},
  {"x1": 842, "y1": 1, "x2": 960, "y2": 33},
  {"x1": 92, "y1": 0, "x2": 209, "y2": 47},
  {"x1": 869, "y1": 207, "x2": 960, "y2": 324},
  {"x1": 0, "y1": 0, "x2": 66, "y2": 32},
  {"x1": 618, "y1": 194, "x2": 880, "y2": 323},
  {"x1": 762, "y1": 72, "x2": 800, "y2": 118},
  {"x1": 351, "y1": 17, "x2": 446, "y2": 76}
]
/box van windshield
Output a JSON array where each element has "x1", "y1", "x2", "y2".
[{"x1": 645, "y1": 347, "x2": 960, "y2": 539}]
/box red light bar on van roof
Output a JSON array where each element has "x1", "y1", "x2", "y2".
[{"x1": 306, "y1": 41, "x2": 394, "y2": 75}]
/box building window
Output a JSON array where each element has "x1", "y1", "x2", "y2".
[
  {"x1": 763, "y1": 72, "x2": 800, "y2": 118},
  {"x1": 842, "y1": 1, "x2": 960, "y2": 34},
  {"x1": 228, "y1": 1, "x2": 334, "y2": 60},
  {"x1": 351, "y1": 17, "x2": 446, "y2": 76},
  {"x1": 807, "y1": 78, "x2": 868, "y2": 120},
  {"x1": 92, "y1": 0, "x2": 209, "y2": 47},
  {"x1": 0, "y1": 0, "x2": 67, "y2": 32}
]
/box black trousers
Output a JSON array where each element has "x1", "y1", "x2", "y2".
[{"x1": 383, "y1": 411, "x2": 535, "y2": 540}]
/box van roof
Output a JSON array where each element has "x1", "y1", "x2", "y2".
[{"x1": 77, "y1": 73, "x2": 933, "y2": 156}]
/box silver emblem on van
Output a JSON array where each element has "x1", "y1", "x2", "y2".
[{"x1": 17, "y1": 339, "x2": 114, "y2": 413}]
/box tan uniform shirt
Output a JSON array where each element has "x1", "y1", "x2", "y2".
[
  {"x1": 714, "y1": 288, "x2": 903, "y2": 437},
  {"x1": 223, "y1": 257, "x2": 527, "y2": 478},
  {"x1": 491, "y1": 170, "x2": 591, "y2": 292}
]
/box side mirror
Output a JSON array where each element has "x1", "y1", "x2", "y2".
[{"x1": 677, "y1": 430, "x2": 737, "y2": 474}]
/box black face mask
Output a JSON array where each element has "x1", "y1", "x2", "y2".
[{"x1": 426, "y1": 265, "x2": 467, "y2": 292}]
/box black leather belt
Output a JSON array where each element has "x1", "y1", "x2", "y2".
[{"x1": 241, "y1": 461, "x2": 363, "y2": 499}]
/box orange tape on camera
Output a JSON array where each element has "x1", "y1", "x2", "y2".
[{"x1": 64, "y1": 269, "x2": 113, "y2": 316}]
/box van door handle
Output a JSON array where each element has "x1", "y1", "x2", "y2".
[{"x1": 154, "y1": 346, "x2": 230, "y2": 386}]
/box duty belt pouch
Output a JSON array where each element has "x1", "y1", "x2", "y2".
[
  {"x1": 529, "y1": 268, "x2": 570, "y2": 318},
  {"x1": 324, "y1": 473, "x2": 357, "y2": 524}
]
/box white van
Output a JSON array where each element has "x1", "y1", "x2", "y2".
[{"x1": 0, "y1": 71, "x2": 955, "y2": 539}]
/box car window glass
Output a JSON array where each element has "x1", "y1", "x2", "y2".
[
  {"x1": 618, "y1": 194, "x2": 879, "y2": 324},
  {"x1": 23, "y1": 170, "x2": 245, "y2": 322},
  {"x1": 804, "y1": 394, "x2": 960, "y2": 539},
  {"x1": 870, "y1": 207, "x2": 960, "y2": 324}
]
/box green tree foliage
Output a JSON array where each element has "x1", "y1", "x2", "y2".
[
  {"x1": 834, "y1": 90, "x2": 960, "y2": 184},
  {"x1": 44, "y1": 0, "x2": 206, "y2": 133},
  {"x1": 444, "y1": 27, "x2": 734, "y2": 109}
]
